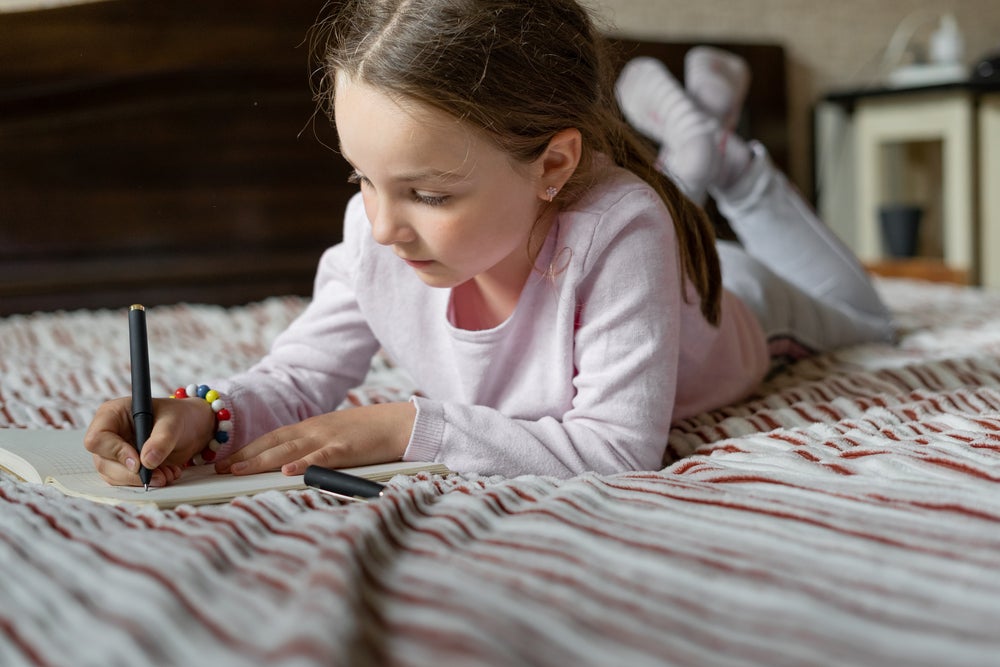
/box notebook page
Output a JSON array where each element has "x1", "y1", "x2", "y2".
[
  {"x1": 0, "y1": 428, "x2": 94, "y2": 481},
  {"x1": 2, "y1": 428, "x2": 449, "y2": 508}
]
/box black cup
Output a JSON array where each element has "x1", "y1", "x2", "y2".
[{"x1": 879, "y1": 204, "x2": 923, "y2": 258}]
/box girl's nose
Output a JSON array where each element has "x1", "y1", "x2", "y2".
[{"x1": 367, "y1": 196, "x2": 415, "y2": 246}]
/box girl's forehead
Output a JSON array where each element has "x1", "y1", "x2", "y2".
[
  {"x1": 334, "y1": 76, "x2": 506, "y2": 179},
  {"x1": 335, "y1": 73, "x2": 465, "y2": 132}
]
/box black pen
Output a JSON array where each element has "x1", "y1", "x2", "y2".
[
  {"x1": 304, "y1": 465, "x2": 385, "y2": 502},
  {"x1": 128, "y1": 304, "x2": 154, "y2": 491}
]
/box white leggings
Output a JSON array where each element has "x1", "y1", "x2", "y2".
[{"x1": 714, "y1": 142, "x2": 895, "y2": 355}]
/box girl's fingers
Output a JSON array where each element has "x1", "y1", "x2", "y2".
[
  {"x1": 90, "y1": 453, "x2": 180, "y2": 488},
  {"x1": 216, "y1": 428, "x2": 283, "y2": 469},
  {"x1": 217, "y1": 403, "x2": 415, "y2": 476},
  {"x1": 91, "y1": 452, "x2": 140, "y2": 486},
  {"x1": 218, "y1": 421, "x2": 317, "y2": 474},
  {"x1": 280, "y1": 448, "x2": 346, "y2": 476},
  {"x1": 83, "y1": 398, "x2": 139, "y2": 470},
  {"x1": 224, "y1": 436, "x2": 313, "y2": 475},
  {"x1": 160, "y1": 464, "x2": 185, "y2": 485}
]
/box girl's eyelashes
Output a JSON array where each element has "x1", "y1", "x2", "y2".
[
  {"x1": 413, "y1": 192, "x2": 449, "y2": 207},
  {"x1": 347, "y1": 170, "x2": 370, "y2": 187},
  {"x1": 348, "y1": 170, "x2": 450, "y2": 207}
]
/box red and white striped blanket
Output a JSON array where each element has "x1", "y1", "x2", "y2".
[{"x1": 1, "y1": 279, "x2": 999, "y2": 666}]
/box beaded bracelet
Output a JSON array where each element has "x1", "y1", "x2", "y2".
[{"x1": 170, "y1": 384, "x2": 232, "y2": 465}]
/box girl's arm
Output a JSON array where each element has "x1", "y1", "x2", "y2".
[
  {"x1": 219, "y1": 187, "x2": 708, "y2": 479},
  {"x1": 86, "y1": 227, "x2": 383, "y2": 486},
  {"x1": 211, "y1": 221, "x2": 383, "y2": 456}
]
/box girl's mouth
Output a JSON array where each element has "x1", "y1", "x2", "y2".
[{"x1": 404, "y1": 258, "x2": 434, "y2": 269}]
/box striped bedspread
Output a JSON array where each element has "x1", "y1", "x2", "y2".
[{"x1": 1, "y1": 279, "x2": 999, "y2": 666}]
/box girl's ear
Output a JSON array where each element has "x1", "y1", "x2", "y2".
[{"x1": 537, "y1": 128, "x2": 582, "y2": 201}]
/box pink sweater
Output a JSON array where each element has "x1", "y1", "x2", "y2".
[{"x1": 217, "y1": 164, "x2": 769, "y2": 477}]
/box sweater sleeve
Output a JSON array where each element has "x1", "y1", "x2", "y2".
[
  {"x1": 214, "y1": 196, "x2": 382, "y2": 451},
  {"x1": 404, "y1": 187, "x2": 683, "y2": 478}
]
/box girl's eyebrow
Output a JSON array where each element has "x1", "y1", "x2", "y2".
[
  {"x1": 339, "y1": 146, "x2": 468, "y2": 184},
  {"x1": 394, "y1": 169, "x2": 466, "y2": 184}
]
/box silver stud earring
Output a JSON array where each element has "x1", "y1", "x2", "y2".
[{"x1": 545, "y1": 186, "x2": 559, "y2": 202}]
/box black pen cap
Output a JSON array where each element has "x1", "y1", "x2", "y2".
[{"x1": 304, "y1": 466, "x2": 385, "y2": 499}]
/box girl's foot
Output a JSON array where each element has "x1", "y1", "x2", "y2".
[
  {"x1": 615, "y1": 56, "x2": 719, "y2": 204},
  {"x1": 683, "y1": 46, "x2": 750, "y2": 131}
]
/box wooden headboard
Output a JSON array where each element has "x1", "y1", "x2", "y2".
[{"x1": 0, "y1": 0, "x2": 787, "y2": 315}]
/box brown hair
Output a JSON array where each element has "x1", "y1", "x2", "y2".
[{"x1": 310, "y1": 0, "x2": 721, "y2": 325}]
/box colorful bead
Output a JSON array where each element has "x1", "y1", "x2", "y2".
[{"x1": 173, "y1": 383, "x2": 233, "y2": 466}]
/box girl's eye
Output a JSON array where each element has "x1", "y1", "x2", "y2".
[
  {"x1": 413, "y1": 192, "x2": 450, "y2": 207},
  {"x1": 349, "y1": 171, "x2": 448, "y2": 206}
]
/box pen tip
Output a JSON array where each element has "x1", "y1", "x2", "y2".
[{"x1": 144, "y1": 484, "x2": 149, "y2": 492}]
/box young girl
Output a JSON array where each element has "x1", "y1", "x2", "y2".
[{"x1": 85, "y1": 0, "x2": 893, "y2": 486}]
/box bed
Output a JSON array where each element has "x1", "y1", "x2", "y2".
[
  {"x1": 3, "y1": 2, "x2": 999, "y2": 666},
  {"x1": 3, "y1": 280, "x2": 1000, "y2": 666}
]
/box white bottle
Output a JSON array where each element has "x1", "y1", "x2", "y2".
[{"x1": 929, "y1": 14, "x2": 964, "y2": 65}]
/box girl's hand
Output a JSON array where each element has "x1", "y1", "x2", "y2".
[
  {"x1": 84, "y1": 396, "x2": 216, "y2": 487},
  {"x1": 215, "y1": 402, "x2": 417, "y2": 476}
]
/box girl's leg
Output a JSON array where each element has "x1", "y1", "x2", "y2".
[
  {"x1": 711, "y1": 140, "x2": 894, "y2": 339},
  {"x1": 617, "y1": 50, "x2": 894, "y2": 350},
  {"x1": 717, "y1": 240, "x2": 894, "y2": 355},
  {"x1": 680, "y1": 48, "x2": 890, "y2": 331}
]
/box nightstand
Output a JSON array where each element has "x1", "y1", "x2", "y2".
[{"x1": 815, "y1": 82, "x2": 1000, "y2": 286}]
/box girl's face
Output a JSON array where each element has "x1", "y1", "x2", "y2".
[{"x1": 334, "y1": 74, "x2": 549, "y2": 293}]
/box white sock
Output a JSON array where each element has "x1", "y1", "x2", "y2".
[
  {"x1": 616, "y1": 57, "x2": 719, "y2": 204},
  {"x1": 683, "y1": 46, "x2": 750, "y2": 131}
]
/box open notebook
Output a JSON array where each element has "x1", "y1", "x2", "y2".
[{"x1": 0, "y1": 428, "x2": 450, "y2": 509}]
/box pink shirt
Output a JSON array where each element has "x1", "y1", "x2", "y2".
[{"x1": 217, "y1": 163, "x2": 768, "y2": 477}]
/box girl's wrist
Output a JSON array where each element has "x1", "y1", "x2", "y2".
[{"x1": 170, "y1": 384, "x2": 233, "y2": 464}]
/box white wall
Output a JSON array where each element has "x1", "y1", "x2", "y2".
[{"x1": 591, "y1": 0, "x2": 1000, "y2": 195}]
